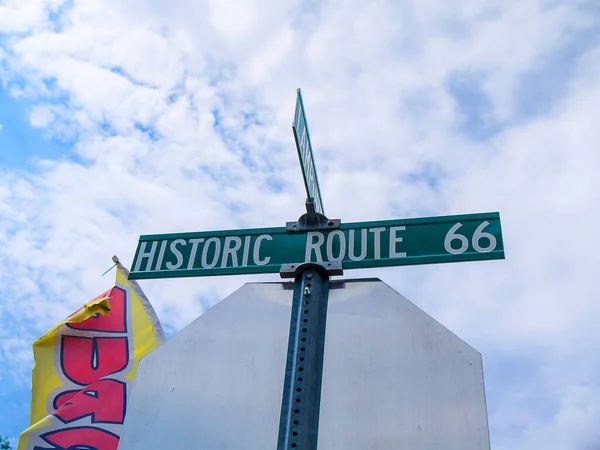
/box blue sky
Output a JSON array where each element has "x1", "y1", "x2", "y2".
[
  {"x1": 0, "y1": 87, "x2": 70, "y2": 170},
  {"x1": 1, "y1": 1, "x2": 600, "y2": 449}
]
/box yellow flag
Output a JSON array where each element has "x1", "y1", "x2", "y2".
[{"x1": 18, "y1": 262, "x2": 164, "y2": 450}]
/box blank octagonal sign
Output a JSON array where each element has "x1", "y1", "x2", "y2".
[{"x1": 118, "y1": 279, "x2": 490, "y2": 450}]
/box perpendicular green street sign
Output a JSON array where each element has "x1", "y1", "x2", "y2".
[
  {"x1": 129, "y1": 212, "x2": 504, "y2": 280},
  {"x1": 293, "y1": 88, "x2": 325, "y2": 216}
]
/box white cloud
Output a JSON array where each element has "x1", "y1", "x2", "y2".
[
  {"x1": 0, "y1": 0, "x2": 598, "y2": 448},
  {"x1": 0, "y1": 0, "x2": 65, "y2": 34},
  {"x1": 28, "y1": 105, "x2": 54, "y2": 128},
  {"x1": 208, "y1": 0, "x2": 260, "y2": 38}
]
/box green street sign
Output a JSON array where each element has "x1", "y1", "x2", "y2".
[
  {"x1": 293, "y1": 88, "x2": 325, "y2": 216},
  {"x1": 129, "y1": 212, "x2": 504, "y2": 280}
]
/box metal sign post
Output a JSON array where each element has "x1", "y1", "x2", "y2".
[
  {"x1": 277, "y1": 265, "x2": 328, "y2": 450},
  {"x1": 277, "y1": 200, "x2": 343, "y2": 450}
]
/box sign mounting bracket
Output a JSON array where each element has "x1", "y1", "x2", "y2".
[
  {"x1": 280, "y1": 261, "x2": 343, "y2": 279},
  {"x1": 286, "y1": 197, "x2": 341, "y2": 233}
]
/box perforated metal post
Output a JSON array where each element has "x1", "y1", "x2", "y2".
[{"x1": 277, "y1": 265, "x2": 330, "y2": 450}]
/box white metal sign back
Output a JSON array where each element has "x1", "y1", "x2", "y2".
[{"x1": 118, "y1": 280, "x2": 490, "y2": 449}]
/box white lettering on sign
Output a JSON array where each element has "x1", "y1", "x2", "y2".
[
  {"x1": 472, "y1": 222, "x2": 497, "y2": 253},
  {"x1": 369, "y1": 227, "x2": 385, "y2": 259},
  {"x1": 253, "y1": 234, "x2": 273, "y2": 266},
  {"x1": 326, "y1": 230, "x2": 345, "y2": 262},
  {"x1": 305, "y1": 232, "x2": 325, "y2": 262},
  {"x1": 166, "y1": 239, "x2": 186, "y2": 270},
  {"x1": 304, "y1": 226, "x2": 410, "y2": 264},
  {"x1": 154, "y1": 240, "x2": 168, "y2": 270},
  {"x1": 134, "y1": 241, "x2": 158, "y2": 272},
  {"x1": 222, "y1": 236, "x2": 242, "y2": 268},
  {"x1": 202, "y1": 238, "x2": 221, "y2": 268},
  {"x1": 242, "y1": 236, "x2": 251, "y2": 267},
  {"x1": 444, "y1": 221, "x2": 497, "y2": 255},
  {"x1": 187, "y1": 238, "x2": 205, "y2": 269},
  {"x1": 348, "y1": 229, "x2": 367, "y2": 261},
  {"x1": 389, "y1": 226, "x2": 407, "y2": 259},
  {"x1": 139, "y1": 234, "x2": 276, "y2": 271}
]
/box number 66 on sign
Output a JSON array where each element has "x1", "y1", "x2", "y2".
[{"x1": 444, "y1": 221, "x2": 498, "y2": 255}]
